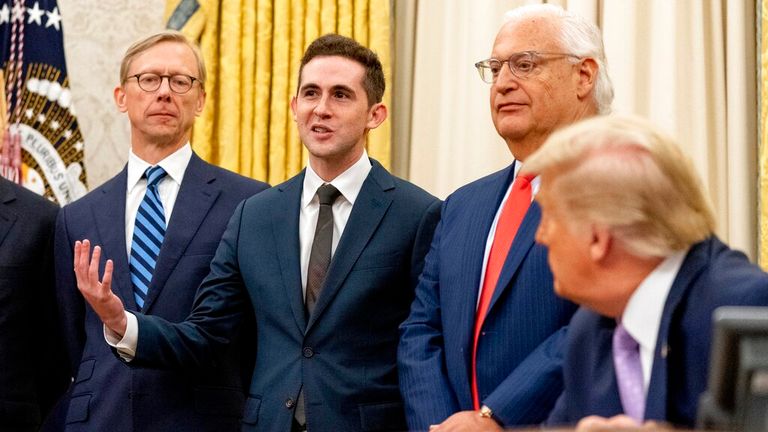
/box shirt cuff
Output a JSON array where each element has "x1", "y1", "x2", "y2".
[{"x1": 103, "y1": 311, "x2": 138, "y2": 361}]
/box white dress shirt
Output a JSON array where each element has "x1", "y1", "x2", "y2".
[
  {"x1": 620, "y1": 248, "x2": 688, "y2": 393},
  {"x1": 476, "y1": 160, "x2": 540, "y2": 307},
  {"x1": 299, "y1": 150, "x2": 372, "y2": 298},
  {"x1": 108, "y1": 149, "x2": 373, "y2": 360},
  {"x1": 124, "y1": 144, "x2": 192, "y2": 258}
]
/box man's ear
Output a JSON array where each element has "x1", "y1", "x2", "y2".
[
  {"x1": 590, "y1": 224, "x2": 612, "y2": 262},
  {"x1": 366, "y1": 103, "x2": 388, "y2": 130},
  {"x1": 290, "y1": 96, "x2": 298, "y2": 122},
  {"x1": 195, "y1": 89, "x2": 206, "y2": 116},
  {"x1": 114, "y1": 86, "x2": 128, "y2": 113},
  {"x1": 576, "y1": 58, "x2": 598, "y2": 100}
]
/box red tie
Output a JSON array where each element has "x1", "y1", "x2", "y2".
[{"x1": 471, "y1": 173, "x2": 534, "y2": 409}]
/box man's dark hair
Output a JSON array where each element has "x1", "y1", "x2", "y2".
[{"x1": 298, "y1": 34, "x2": 385, "y2": 106}]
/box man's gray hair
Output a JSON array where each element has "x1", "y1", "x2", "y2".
[{"x1": 505, "y1": 4, "x2": 614, "y2": 114}]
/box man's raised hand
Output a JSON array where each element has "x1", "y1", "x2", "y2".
[{"x1": 74, "y1": 240, "x2": 128, "y2": 337}]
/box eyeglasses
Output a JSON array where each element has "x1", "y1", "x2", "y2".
[
  {"x1": 474, "y1": 51, "x2": 582, "y2": 84},
  {"x1": 128, "y1": 73, "x2": 200, "y2": 94}
]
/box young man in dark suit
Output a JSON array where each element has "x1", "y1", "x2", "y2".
[
  {"x1": 73, "y1": 34, "x2": 441, "y2": 431},
  {"x1": 0, "y1": 177, "x2": 68, "y2": 431},
  {"x1": 54, "y1": 31, "x2": 268, "y2": 431}
]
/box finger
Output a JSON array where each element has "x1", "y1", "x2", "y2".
[
  {"x1": 102, "y1": 259, "x2": 114, "y2": 293},
  {"x1": 605, "y1": 415, "x2": 640, "y2": 428},
  {"x1": 88, "y1": 245, "x2": 101, "y2": 287},
  {"x1": 73, "y1": 240, "x2": 82, "y2": 282},
  {"x1": 74, "y1": 240, "x2": 89, "y2": 286},
  {"x1": 576, "y1": 415, "x2": 608, "y2": 431}
]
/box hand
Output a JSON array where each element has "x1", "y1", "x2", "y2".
[
  {"x1": 74, "y1": 239, "x2": 127, "y2": 336},
  {"x1": 428, "y1": 410, "x2": 502, "y2": 432},
  {"x1": 576, "y1": 415, "x2": 665, "y2": 431}
]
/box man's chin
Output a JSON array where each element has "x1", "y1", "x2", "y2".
[{"x1": 494, "y1": 119, "x2": 531, "y2": 141}]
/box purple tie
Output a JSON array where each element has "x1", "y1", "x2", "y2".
[{"x1": 612, "y1": 322, "x2": 645, "y2": 422}]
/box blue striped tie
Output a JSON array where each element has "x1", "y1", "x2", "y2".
[{"x1": 130, "y1": 166, "x2": 167, "y2": 310}]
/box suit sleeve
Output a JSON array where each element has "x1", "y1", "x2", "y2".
[
  {"x1": 409, "y1": 199, "x2": 442, "y2": 288},
  {"x1": 132, "y1": 200, "x2": 250, "y2": 369},
  {"x1": 34, "y1": 206, "x2": 69, "y2": 418},
  {"x1": 398, "y1": 199, "x2": 462, "y2": 430},
  {"x1": 54, "y1": 207, "x2": 86, "y2": 376},
  {"x1": 483, "y1": 325, "x2": 568, "y2": 425},
  {"x1": 545, "y1": 392, "x2": 569, "y2": 426}
]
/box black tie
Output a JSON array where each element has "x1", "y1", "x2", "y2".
[
  {"x1": 295, "y1": 183, "x2": 341, "y2": 428},
  {"x1": 305, "y1": 183, "x2": 341, "y2": 317}
]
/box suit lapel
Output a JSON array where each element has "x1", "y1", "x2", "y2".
[
  {"x1": 451, "y1": 165, "x2": 515, "y2": 398},
  {"x1": 593, "y1": 316, "x2": 625, "y2": 416},
  {"x1": 486, "y1": 201, "x2": 540, "y2": 314},
  {"x1": 273, "y1": 173, "x2": 306, "y2": 332},
  {"x1": 143, "y1": 154, "x2": 220, "y2": 313},
  {"x1": 645, "y1": 242, "x2": 706, "y2": 420},
  {"x1": 0, "y1": 179, "x2": 18, "y2": 249},
  {"x1": 91, "y1": 169, "x2": 134, "y2": 309},
  {"x1": 305, "y1": 162, "x2": 393, "y2": 332}
]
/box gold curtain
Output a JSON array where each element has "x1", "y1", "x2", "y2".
[
  {"x1": 165, "y1": 0, "x2": 391, "y2": 185},
  {"x1": 761, "y1": 0, "x2": 768, "y2": 268}
]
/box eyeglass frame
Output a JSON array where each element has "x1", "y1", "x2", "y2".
[
  {"x1": 126, "y1": 73, "x2": 201, "y2": 94},
  {"x1": 474, "y1": 51, "x2": 583, "y2": 84}
]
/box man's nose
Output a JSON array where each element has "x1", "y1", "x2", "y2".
[
  {"x1": 155, "y1": 77, "x2": 173, "y2": 98},
  {"x1": 313, "y1": 95, "x2": 331, "y2": 117},
  {"x1": 494, "y1": 63, "x2": 520, "y2": 92}
]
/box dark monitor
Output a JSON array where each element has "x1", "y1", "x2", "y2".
[{"x1": 698, "y1": 306, "x2": 768, "y2": 431}]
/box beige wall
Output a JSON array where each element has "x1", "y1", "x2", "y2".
[{"x1": 59, "y1": 0, "x2": 164, "y2": 188}]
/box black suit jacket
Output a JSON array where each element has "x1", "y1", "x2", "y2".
[
  {"x1": 0, "y1": 177, "x2": 68, "y2": 431},
  {"x1": 131, "y1": 160, "x2": 442, "y2": 431},
  {"x1": 54, "y1": 153, "x2": 268, "y2": 431}
]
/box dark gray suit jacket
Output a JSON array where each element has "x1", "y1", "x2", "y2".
[
  {"x1": 131, "y1": 160, "x2": 442, "y2": 431},
  {"x1": 0, "y1": 177, "x2": 67, "y2": 431}
]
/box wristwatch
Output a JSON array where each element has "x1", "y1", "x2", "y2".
[{"x1": 478, "y1": 405, "x2": 493, "y2": 419}]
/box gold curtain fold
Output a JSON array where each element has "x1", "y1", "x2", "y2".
[
  {"x1": 760, "y1": 0, "x2": 768, "y2": 268},
  {"x1": 165, "y1": 0, "x2": 392, "y2": 185}
]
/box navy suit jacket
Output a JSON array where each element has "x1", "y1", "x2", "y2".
[
  {"x1": 0, "y1": 178, "x2": 68, "y2": 431},
  {"x1": 129, "y1": 160, "x2": 442, "y2": 431},
  {"x1": 547, "y1": 236, "x2": 768, "y2": 428},
  {"x1": 54, "y1": 153, "x2": 268, "y2": 431},
  {"x1": 398, "y1": 164, "x2": 578, "y2": 429}
]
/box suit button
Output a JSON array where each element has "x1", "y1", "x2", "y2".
[
  {"x1": 285, "y1": 398, "x2": 295, "y2": 409},
  {"x1": 303, "y1": 347, "x2": 314, "y2": 358}
]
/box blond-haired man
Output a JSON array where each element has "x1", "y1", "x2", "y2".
[
  {"x1": 526, "y1": 115, "x2": 768, "y2": 428},
  {"x1": 53, "y1": 31, "x2": 268, "y2": 430}
]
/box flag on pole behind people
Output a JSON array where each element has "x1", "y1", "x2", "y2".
[{"x1": 0, "y1": 0, "x2": 86, "y2": 204}]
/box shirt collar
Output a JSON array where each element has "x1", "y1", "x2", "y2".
[
  {"x1": 127, "y1": 143, "x2": 193, "y2": 192},
  {"x1": 621, "y1": 248, "x2": 689, "y2": 353},
  {"x1": 302, "y1": 150, "x2": 372, "y2": 208},
  {"x1": 513, "y1": 159, "x2": 541, "y2": 196}
]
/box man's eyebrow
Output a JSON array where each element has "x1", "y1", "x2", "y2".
[
  {"x1": 298, "y1": 83, "x2": 320, "y2": 92},
  {"x1": 330, "y1": 84, "x2": 355, "y2": 93}
]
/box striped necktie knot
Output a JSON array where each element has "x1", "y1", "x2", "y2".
[{"x1": 145, "y1": 165, "x2": 167, "y2": 188}]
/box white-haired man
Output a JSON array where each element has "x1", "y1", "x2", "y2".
[
  {"x1": 526, "y1": 115, "x2": 768, "y2": 429},
  {"x1": 398, "y1": 4, "x2": 612, "y2": 430}
]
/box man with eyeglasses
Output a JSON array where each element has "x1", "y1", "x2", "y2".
[
  {"x1": 398, "y1": 4, "x2": 614, "y2": 430},
  {"x1": 51, "y1": 31, "x2": 268, "y2": 431}
]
